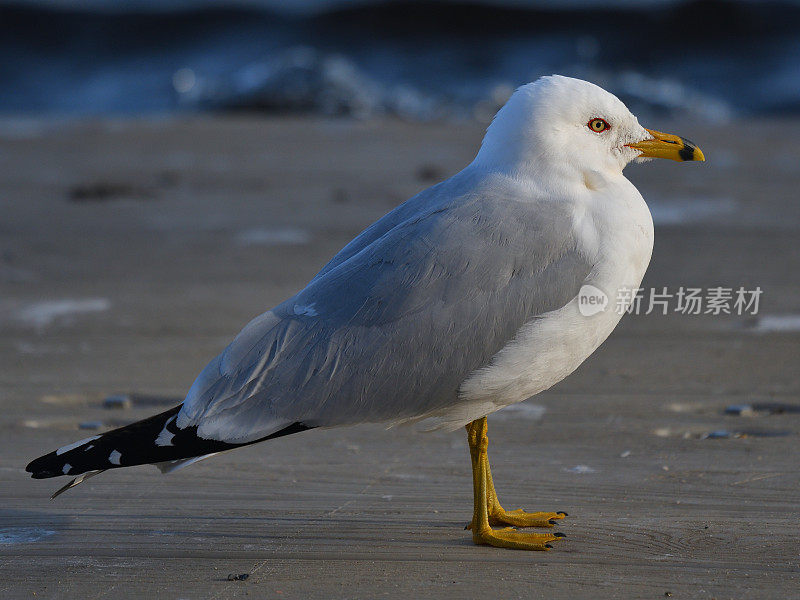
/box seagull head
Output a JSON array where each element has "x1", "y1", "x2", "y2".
[{"x1": 474, "y1": 75, "x2": 704, "y2": 180}]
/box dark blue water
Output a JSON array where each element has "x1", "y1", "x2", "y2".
[{"x1": 1, "y1": 0, "x2": 799, "y2": 120}]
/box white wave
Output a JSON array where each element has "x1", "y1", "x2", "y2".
[
  {"x1": 0, "y1": 527, "x2": 56, "y2": 545},
  {"x1": 12, "y1": 298, "x2": 111, "y2": 330},
  {"x1": 235, "y1": 227, "x2": 311, "y2": 246},
  {"x1": 648, "y1": 197, "x2": 738, "y2": 226},
  {"x1": 493, "y1": 402, "x2": 546, "y2": 421},
  {"x1": 751, "y1": 314, "x2": 800, "y2": 333}
]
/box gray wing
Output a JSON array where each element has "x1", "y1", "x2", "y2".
[{"x1": 177, "y1": 169, "x2": 593, "y2": 442}]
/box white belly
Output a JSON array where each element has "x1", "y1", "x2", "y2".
[{"x1": 453, "y1": 177, "x2": 654, "y2": 428}]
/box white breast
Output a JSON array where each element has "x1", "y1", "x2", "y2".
[{"x1": 454, "y1": 176, "x2": 654, "y2": 426}]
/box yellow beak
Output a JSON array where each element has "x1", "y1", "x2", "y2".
[{"x1": 627, "y1": 128, "x2": 705, "y2": 162}]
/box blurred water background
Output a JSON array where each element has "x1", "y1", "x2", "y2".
[{"x1": 1, "y1": 0, "x2": 798, "y2": 122}]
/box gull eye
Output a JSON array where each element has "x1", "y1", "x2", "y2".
[{"x1": 588, "y1": 118, "x2": 610, "y2": 133}]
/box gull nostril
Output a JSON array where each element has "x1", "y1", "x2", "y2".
[{"x1": 678, "y1": 145, "x2": 695, "y2": 161}]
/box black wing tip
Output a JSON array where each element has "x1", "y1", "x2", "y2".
[
  {"x1": 25, "y1": 415, "x2": 314, "y2": 481},
  {"x1": 26, "y1": 452, "x2": 61, "y2": 478},
  {"x1": 24, "y1": 405, "x2": 185, "y2": 480}
]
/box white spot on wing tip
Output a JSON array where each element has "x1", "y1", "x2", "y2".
[
  {"x1": 56, "y1": 435, "x2": 101, "y2": 455},
  {"x1": 155, "y1": 430, "x2": 174, "y2": 447},
  {"x1": 155, "y1": 415, "x2": 176, "y2": 447},
  {"x1": 108, "y1": 450, "x2": 122, "y2": 465},
  {"x1": 62, "y1": 463, "x2": 71, "y2": 475}
]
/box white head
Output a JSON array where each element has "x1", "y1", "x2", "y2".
[{"x1": 474, "y1": 75, "x2": 703, "y2": 179}]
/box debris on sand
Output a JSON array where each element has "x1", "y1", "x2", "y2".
[
  {"x1": 701, "y1": 429, "x2": 792, "y2": 440},
  {"x1": 724, "y1": 405, "x2": 756, "y2": 417},
  {"x1": 227, "y1": 573, "x2": 250, "y2": 581},
  {"x1": 656, "y1": 427, "x2": 792, "y2": 439},
  {"x1": 103, "y1": 393, "x2": 181, "y2": 409},
  {"x1": 68, "y1": 181, "x2": 155, "y2": 203},
  {"x1": 725, "y1": 403, "x2": 800, "y2": 416},
  {"x1": 103, "y1": 395, "x2": 133, "y2": 410},
  {"x1": 564, "y1": 465, "x2": 597, "y2": 474}
]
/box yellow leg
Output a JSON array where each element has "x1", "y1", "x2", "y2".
[
  {"x1": 484, "y1": 454, "x2": 568, "y2": 528},
  {"x1": 466, "y1": 417, "x2": 567, "y2": 550}
]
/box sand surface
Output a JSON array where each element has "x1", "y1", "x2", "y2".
[{"x1": 1, "y1": 115, "x2": 799, "y2": 598}]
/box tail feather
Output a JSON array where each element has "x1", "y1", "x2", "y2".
[
  {"x1": 26, "y1": 404, "x2": 312, "y2": 493},
  {"x1": 154, "y1": 452, "x2": 221, "y2": 474},
  {"x1": 50, "y1": 470, "x2": 105, "y2": 500}
]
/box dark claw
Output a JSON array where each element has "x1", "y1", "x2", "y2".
[
  {"x1": 553, "y1": 532, "x2": 566, "y2": 537},
  {"x1": 557, "y1": 511, "x2": 568, "y2": 516},
  {"x1": 545, "y1": 544, "x2": 553, "y2": 549}
]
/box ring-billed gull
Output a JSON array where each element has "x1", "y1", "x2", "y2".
[{"x1": 27, "y1": 75, "x2": 704, "y2": 551}]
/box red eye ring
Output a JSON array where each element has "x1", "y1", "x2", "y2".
[{"x1": 588, "y1": 118, "x2": 610, "y2": 133}]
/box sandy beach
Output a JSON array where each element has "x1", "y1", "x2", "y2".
[{"x1": 1, "y1": 115, "x2": 799, "y2": 598}]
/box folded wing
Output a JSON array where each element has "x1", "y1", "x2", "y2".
[{"x1": 178, "y1": 171, "x2": 593, "y2": 442}]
